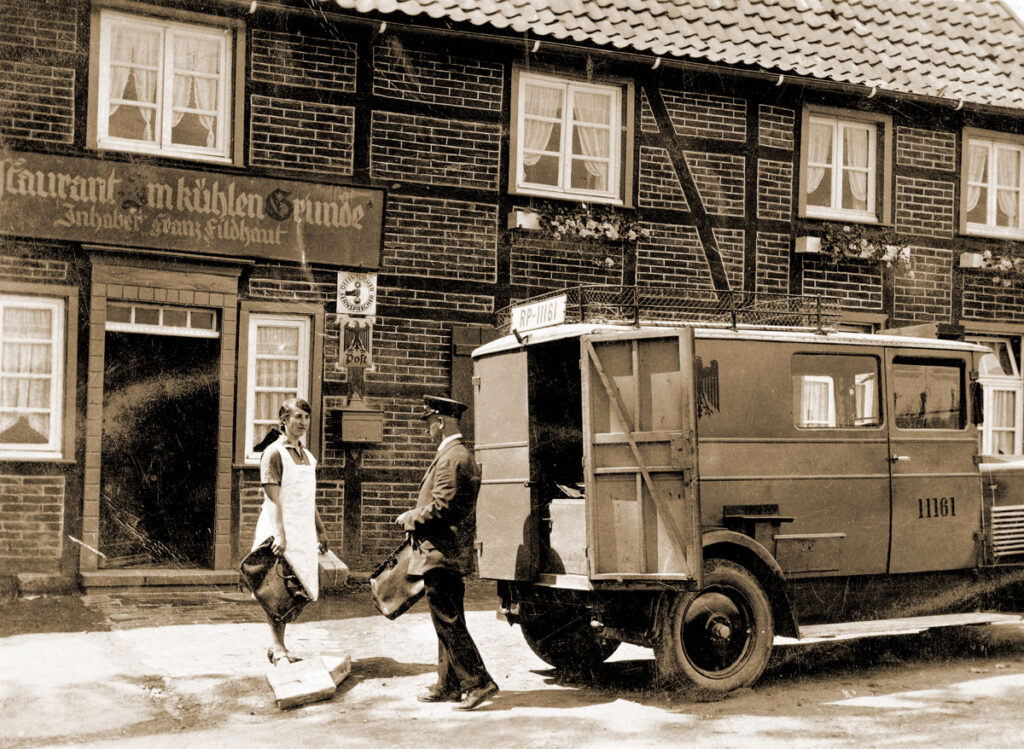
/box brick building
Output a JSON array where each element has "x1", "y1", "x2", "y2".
[{"x1": 1, "y1": 0, "x2": 1024, "y2": 589}]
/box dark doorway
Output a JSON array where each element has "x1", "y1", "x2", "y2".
[{"x1": 99, "y1": 332, "x2": 219, "y2": 568}]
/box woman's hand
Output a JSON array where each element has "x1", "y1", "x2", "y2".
[{"x1": 271, "y1": 533, "x2": 287, "y2": 556}]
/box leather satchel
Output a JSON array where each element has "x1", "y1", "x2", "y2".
[
  {"x1": 240, "y1": 537, "x2": 312, "y2": 624},
  {"x1": 369, "y1": 536, "x2": 425, "y2": 620}
]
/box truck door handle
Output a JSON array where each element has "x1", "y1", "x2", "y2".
[{"x1": 889, "y1": 455, "x2": 910, "y2": 463}]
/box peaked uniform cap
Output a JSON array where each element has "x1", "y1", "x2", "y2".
[{"x1": 420, "y1": 395, "x2": 469, "y2": 419}]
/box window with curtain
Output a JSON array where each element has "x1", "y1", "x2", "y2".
[
  {"x1": 243, "y1": 315, "x2": 311, "y2": 464},
  {"x1": 513, "y1": 71, "x2": 624, "y2": 203},
  {"x1": 964, "y1": 134, "x2": 1024, "y2": 238},
  {"x1": 804, "y1": 113, "x2": 877, "y2": 220},
  {"x1": 96, "y1": 9, "x2": 233, "y2": 161},
  {"x1": 968, "y1": 336, "x2": 1024, "y2": 455},
  {"x1": 0, "y1": 296, "x2": 64, "y2": 458},
  {"x1": 792, "y1": 354, "x2": 881, "y2": 429}
]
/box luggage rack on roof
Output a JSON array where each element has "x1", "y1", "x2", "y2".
[{"x1": 496, "y1": 285, "x2": 842, "y2": 333}]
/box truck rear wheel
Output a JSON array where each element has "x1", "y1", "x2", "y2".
[
  {"x1": 654, "y1": 558, "x2": 773, "y2": 696},
  {"x1": 520, "y1": 610, "x2": 620, "y2": 672}
]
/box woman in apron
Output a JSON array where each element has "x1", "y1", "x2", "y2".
[{"x1": 254, "y1": 397, "x2": 329, "y2": 664}]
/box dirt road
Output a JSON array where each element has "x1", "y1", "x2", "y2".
[{"x1": 3, "y1": 583, "x2": 1024, "y2": 747}]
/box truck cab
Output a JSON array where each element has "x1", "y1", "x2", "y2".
[{"x1": 471, "y1": 285, "x2": 1019, "y2": 695}]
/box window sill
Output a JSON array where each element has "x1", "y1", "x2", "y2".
[
  {"x1": 94, "y1": 142, "x2": 235, "y2": 167},
  {"x1": 511, "y1": 186, "x2": 624, "y2": 207},
  {"x1": 803, "y1": 210, "x2": 880, "y2": 225},
  {"x1": 963, "y1": 226, "x2": 1024, "y2": 242}
]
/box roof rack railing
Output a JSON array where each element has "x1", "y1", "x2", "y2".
[{"x1": 496, "y1": 286, "x2": 842, "y2": 333}]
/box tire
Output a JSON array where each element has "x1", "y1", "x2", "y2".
[
  {"x1": 654, "y1": 558, "x2": 774, "y2": 696},
  {"x1": 519, "y1": 609, "x2": 621, "y2": 672}
]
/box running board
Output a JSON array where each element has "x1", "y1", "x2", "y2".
[{"x1": 785, "y1": 612, "x2": 1024, "y2": 644}]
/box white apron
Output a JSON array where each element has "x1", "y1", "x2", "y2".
[{"x1": 253, "y1": 443, "x2": 319, "y2": 601}]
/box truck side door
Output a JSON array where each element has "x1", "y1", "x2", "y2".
[
  {"x1": 886, "y1": 349, "x2": 983, "y2": 573},
  {"x1": 581, "y1": 329, "x2": 701, "y2": 581}
]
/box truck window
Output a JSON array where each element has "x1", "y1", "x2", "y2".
[
  {"x1": 792, "y1": 354, "x2": 881, "y2": 429},
  {"x1": 892, "y1": 358, "x2": 965, "y2": 430}
]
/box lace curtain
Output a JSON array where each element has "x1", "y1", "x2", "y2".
[
  {"x1": 253, "y1": 326, "x2": 299, "y2": 443},
  {"x1": 572, "y1": 90, "x2": 610, "y2": 185},
  {"x1": 1, "y1": 307, "x2": 53, "y2": 443},
  {"x1": 997, "y1": 149, "x2": 1020, "y2": 225},
  {"x1": 109, "y1": 26, "x2": 160, "y2": 141},
  {"x1": 522, "y1": 84, "x2": 562, "y2": 167},
  {"x1": 172, "y1": 35, "x2": 220, "y2": 148},
  {"x1": 991, "y1": 389, "x2": 1017, "y2": 454},
  {"x1": 806, "y1": 121, "x2": 833, "y2": 196},
  {"x1": 966, "y1": 144, "x2": 989, "y2": 213},
  {"x1": 844, "y1": 127, "x2": 868, "y2": 207}
]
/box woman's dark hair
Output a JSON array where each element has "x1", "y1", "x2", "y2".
[{"x1": 279, "y1": 397, "x2": 312, "y2": 424}]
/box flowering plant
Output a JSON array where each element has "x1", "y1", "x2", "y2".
[
  {"x1": 818, "y1": 223, "x2": 912, "y2": 271},
  {"x1": 537, "y1": 202, "x2": 651, "y2": 243},
  {"x1": 976, "y1": 247, "x2": 1024, "y2": 287}
]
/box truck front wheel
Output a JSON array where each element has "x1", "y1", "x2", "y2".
[
  {"x1": 520, "y1": 610, "x2": 620, "y2": 672},
  {"x1": 654, "y1": 558, "x2": 773, "y2": 696}
]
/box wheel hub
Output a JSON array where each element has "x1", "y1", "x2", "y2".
[{"x1": 681, "y1": 589, "x2": 753, "y2": 677}]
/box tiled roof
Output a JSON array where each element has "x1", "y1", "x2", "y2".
[{"x1": 327, "y1": 0, "x2": 1024, "y2": 111}]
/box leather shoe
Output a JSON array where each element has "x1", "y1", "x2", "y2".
[
  {"x1": 417, "y1": 687, "x2": 462, "y2": 703},
  {"x1": 454, "y1": 681, "x2": 498, "y2": 711}
]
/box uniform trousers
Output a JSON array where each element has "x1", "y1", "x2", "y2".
[{"x1": 423, "y1": 568, "x2": 492, "y2": 692}]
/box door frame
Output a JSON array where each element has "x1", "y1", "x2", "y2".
[{"x1": 80, "y1": 253, "x2": 242, "y2": 572}]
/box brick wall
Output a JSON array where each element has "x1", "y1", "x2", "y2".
[
  {"x1": 638, "y1": 146, "x2": 688, "y2": 210},
  {"x1": 893, "y1": 245, "x2": 953, "y2": 323},
  {"x1": 663, "y1": 90, "x2": 746, "y2": 142},
  {"x1": 0, "y1": 243, "x2": 69, "y2": 283},
  {"x1": 362, "y1": 396, "x2": 437, "y2": 472},
  {"x1": 249, "y1": 96, "x2": 355, "y2": 176},
  {"x1": 802, "y1": 258, "x2": 884, "y2": 310},
  {"x1": 373, "y1": 35, "x2": 503, "y2": 111},
  {"x1": 0, "y1": 0, "x2": 76, "y2": 145},
  {"x1": 247, "y1": 269, "x2": 335, "y2": 303},
  {"x1": 714, "y1": 227, "x2": 744, "y2": 291},
  {"x1": 962, "y1": 274, "x2": 1024, "y2": 323},
  {"x1": 250, "y1": 28, "x2": 357, "y2": 92},
  {"x1": 684, "y1": 152, "x2": 745, "y2": 217},
  {"x1": 757, "y1": 159, "x2": 793, "y2": 221},
  {"x1": 896, "y1": 127, "x2": 956, "y2": 171},
  {"x1": 895, "y1": 176, "x2": 955, "y2": 239},
  {"x1": 0, "y1": 475, "x2": 64, "y2": 570},
  {"x1": 362, "y1": 479, "x2": 419, "y2": 557},
  {"x1": 758, "y1": 105, "x2": 795, "y2": 151},
  {"x1": 382, "y1": 194, "x2": 498, "y2": 282},
  {"x1": 756, "y1": 231, "x2": 790, "y2": 294},
  {"x1": 637, "y1": 223, "x2": 716, "y2": 290},
  {"x1": 362, "y1": 317, "x2": 450, "y2": 389},
  {"x1": 370, "y1": 111, "x2": 501, "y2": 190},
  {"x1": 511, "y1": 234, "x2": 626, "y2": 291}
]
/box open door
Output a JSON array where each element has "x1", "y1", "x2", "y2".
[
  {"x1": 581, "y1": 329, "x2": 701, "y2": 581},
  {"x1": 473, "y1": 350, "x2": 536, "y2": 580}
]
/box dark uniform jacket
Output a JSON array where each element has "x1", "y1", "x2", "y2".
[{"x1": 405, "y1": 437, "x2": 481, "y2": 576}]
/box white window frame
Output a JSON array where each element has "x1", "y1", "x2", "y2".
[
  {"x1": 510, "y1": 69, "x2": 629, "y2": 205},
  {"x1": 93, "y1": 8, "x2": 234, "y2": 163},
  {"x1": 0, "y1": 295, "x2": 64, "y2": 459},
  {"x1": 243, "y1": 314, "x2": 311, "y2": 464},
  {"x1": 969, "y1": 335, "x2": 1024, "y2": 456},
  {"x1": 804, "y1": 114, "x2": 877, "y2": 221},
  {"x1": 962, "y1": 129, "x2": 1024, "y2": 240}
]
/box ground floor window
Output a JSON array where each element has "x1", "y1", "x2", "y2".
[
  {"x1": 0, "y1": 294, "x2": 66, "y2": 458},
  {"x1": 969, "y1": 336, "x2": 1024, "y2": 456}
]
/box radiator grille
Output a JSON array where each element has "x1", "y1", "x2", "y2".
[{"x1": 992, "y1": 504, "x2": 1024, "y2": 558}]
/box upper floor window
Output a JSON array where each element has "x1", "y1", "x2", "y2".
[
  {"x1": 92, "y1": 8, "x2": 237, "y2": 163},
  {"x1": 0, "y1": 295, "x2": 65, "y2": 458},
  {"x1": 799, "y1": 106, "x2": 892, "y2": 224},
  {"x1": 962, "y1": 129, "x2": 1024, "y2": 239},
  {"x1": 511, "y1": 70, "x2": 632, "y2": 205}
]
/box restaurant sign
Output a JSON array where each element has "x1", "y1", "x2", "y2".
[{"x1": 0, "y1": 150, "x2": 383, "y2": 268}]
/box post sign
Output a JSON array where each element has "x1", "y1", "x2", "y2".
[
  {"x1": 342, "y1": 317, "x2": 373, "y2": 368},
  {"x1": 0, "y1": 150, "x2": 384, "y2": 268},
  {"x1": 510, "y1": 294, "x2": 567, "y2": 333}
]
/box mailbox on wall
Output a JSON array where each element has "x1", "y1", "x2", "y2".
[{"x1": 330, "y1": 394, "x2": 384, "y2": 444}]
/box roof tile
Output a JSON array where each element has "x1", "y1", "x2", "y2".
[{"x1": 330, "y1": 0, "x2": 1024, "y2": 110}]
